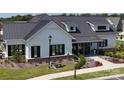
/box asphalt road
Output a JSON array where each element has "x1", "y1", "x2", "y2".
[{"x1": 105, "y1": 76, "x2": 124, "y2": 80}]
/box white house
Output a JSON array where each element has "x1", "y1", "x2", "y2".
[{"x1": 2, "y1": 15, "x2": 118, "y2": 61}]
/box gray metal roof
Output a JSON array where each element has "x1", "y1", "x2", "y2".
[
  {"x1": 3, "y1": 15, "x2": 118, "y2": 43},
  {"x1": 41, "y1": 16, "x2": 117, "y2": 42},
  {"x1": 3, "y1": 22, "x2": 37, "y2": 39},
  {"x1": 24, "y1": 20, "x2": 50, "y2": 40}
]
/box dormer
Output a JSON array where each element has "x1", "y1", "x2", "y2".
[
  {"x1": 61, "y1": 22, "x2": 78, "y2": 33},
  {"x1": 87, "y1": 21, "x2": 110, "y2": 32}
]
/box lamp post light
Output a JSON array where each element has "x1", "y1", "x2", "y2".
[{"x1": 48, "y1": 35, "x2": 52, "y2": 68}]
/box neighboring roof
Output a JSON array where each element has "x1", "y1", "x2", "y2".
[
  {"x1": 3, "y1": 15, "x2": 118, "y2": 42},
  {"x1": 119, "y1": 31, "x2": 124, "y2": 35},
  {"x1": 122, "y1": 20, "x2": 124, "y2": 25},
  {"x1": 29, "y1": 14, "x2": 49, "y2": 22},
  {"x1": 107, "y1": 17, "x2": 121, "y2": 28}
]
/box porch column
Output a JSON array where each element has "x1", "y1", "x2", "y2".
[
  {"x1": 83, "y1": 43, "x2": 85, "y2": 55},
  {"x1": 97, "y1": 42, "x2": 99, "y2": 55}
]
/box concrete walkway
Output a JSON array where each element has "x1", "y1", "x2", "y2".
[
  {"x1": 28, "y1": 56, "x2": 124, "y2": 80},
  {"x1": 89, "y1": 56, "x2": 114, "y2": 66}
]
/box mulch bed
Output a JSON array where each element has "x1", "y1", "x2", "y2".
[
  {"x1": 82, "y1": 61, "x2": 103, "y2": 68},
  {"x1": 100, "y1": 56, "x2": 124, "y2": 64},
  {"x1": 111, "y1": 61, "x2": 124, "y2": 64},
  {"x1": 0, "y1": 62, "x2": 42, "y2": 69}
]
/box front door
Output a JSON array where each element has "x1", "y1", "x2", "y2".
[
  {"x1": 84, "y1": 43, "x2": 91, "y2": 55},
  {"x1": 72, "y1": 43, "x2": 78, "y2": 55},
  {"x1": 72, "y1": 43, "x2": 91, "y2": 56}
]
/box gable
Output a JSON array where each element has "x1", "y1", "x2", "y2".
[{"x1": 26, "y1": 21, "x2": 74, "y2": 42}]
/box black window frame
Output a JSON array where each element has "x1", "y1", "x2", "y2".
[
  {"x1": 50, "y1": 44, "x2": 65, "y2": 56},
  {"x1": 31, "y1": 46, "x2": 40, "y2": 58},
  {"x1": 8, "y1": 44, "x2": 25, "y2": 56},
  {"x1": 99, "y1": 40, "x2": 108, "y2": 47},
  {"x1": 98, "y1": 26, "x2": 106, "y2": 30},
  {"x1": 70, "y1": 26, "x2": 74, "y2": 31}
]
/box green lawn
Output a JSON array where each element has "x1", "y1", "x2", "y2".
[
  {"x1": 116, "y1": 40, "x2": 124, "y2": 45},
  {"x1": 54, "y1": 67, "x2": 124, "y2": 80},
  {"x1": 0, "y1": 63, "x2": 74, "y2": 80}
]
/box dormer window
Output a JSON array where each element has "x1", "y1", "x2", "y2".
[
  {"x1": 70, "y1": 27, "x2": 74, "y2": 30},
  {"x1": 69, "y1": 26, "x2": 76, "y2": 32},
  {"x1": 98, "y1": 26, "x2": 106, "y2": 30},
  {"x1": 61, "y1": 22, "x2": 78, "y2": 32}
]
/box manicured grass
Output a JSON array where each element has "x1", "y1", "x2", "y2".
[
  {"x1": 116, "y1": 40, "x2": 124, "y2": 45},
  {"x1": 54, "y1": 67, "x2": 124, "y2": 80},
  {"x1": 0, "y1": 63, "x2": 74, "y2": 80}
]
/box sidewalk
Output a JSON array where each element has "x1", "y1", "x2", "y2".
[
  {"x1": 89, "y1": 56, "x2": 114, "y2": 66},
  {"x1": 28, "y1": 56, "x2": 124, "y2": 80},
  {"x1": 91, "y1": 74, "x2": 124, "y2": 80}
]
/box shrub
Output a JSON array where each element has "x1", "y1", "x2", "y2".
[
  {"x1": 76, "y1": 54, "x2": 86, "y2": 69},
  {"x1": 115, "y1": 52, "x2": 122, "y2": 58},
  {"x1": 121, "y1": 52, "x2": 124, "y2": 59},
  {"x1": 11, "y1": 48, "x2": 26, "y2": 63},
  {"x1": 99, "y1": 49, "x2": 105, "y2": 55},
  {"x1": 104, "y1": 52, "x2": 113, "y2": 57}
]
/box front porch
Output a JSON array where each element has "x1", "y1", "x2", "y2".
[{"x1": 72, "y1": 42, "x2": 99, "y2": 56}]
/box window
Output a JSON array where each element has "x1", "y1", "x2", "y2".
[
  {"x1": 70, "y1": 26, "x2": 76, "y2": 32},
  {"x1": 99, "y1": 40, "x2": 108, "y2": 47},
  {"x1": 70, "y1": 27, "x2": 74, "y2": 30},
  {"x1": 98, "y1": 26, "x2": 106, "y2": 30},
  {"x1": 8, "y1": 44, "x2": 25, "y2": 56},
  {"x1": 31, "y1": 46, "x2": 40, "y2": 58},
  {"x1": 50, "y1": 44, "x2": 65, "y2": 56}
]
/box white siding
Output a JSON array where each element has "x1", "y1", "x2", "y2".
[
  {"x1": 98, "y1": 35, "x2": 116, "y2": 49},
  {"x1": 90, "y1": 35, "x2": 116, "y2": 50},
  {"x1": 25, "y1": 21, "x2": 72, "y2": 59}
]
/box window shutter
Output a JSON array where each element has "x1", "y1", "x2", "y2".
[
  {"x1": 62, "y1": 44, "x2": 65, "y2": 55},
  {"x1": 105, "y1": 40, "x2": 108, "y2": 46},
  {"x1": 8, "y1": 45, "x2": 11, "y2": 56},
  {"x1": 99, "y1": 42, "x2": 101, "y2": 47},
  {"x1": 31, "y1": 46, "x2": 34, "y2": 58},
  {"x1": 37, "y1": 46, "x2": 40, "y2": 57},
  {"x1": 50, "y1": 45, "x2": 52, "y2": 56},
  {"x1": 22, "y1": 45, "x2": 25, "y2": 55}
]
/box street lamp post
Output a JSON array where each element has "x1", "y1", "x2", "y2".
[
  {"x1": 74, "y1": 63, "x2": 77, "y2": 79},
  {"x1": 48, "y1": 35, "x2": 52, "y2": 68}
]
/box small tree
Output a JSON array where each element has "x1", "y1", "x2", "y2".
[
  {"x1": 11, "y1": 47, "x2": 25, "y2": 63},
  {"x1": 76, "y1": 54, "x2": 86, "y2": 69}
]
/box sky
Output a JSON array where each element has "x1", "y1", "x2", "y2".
[{"x1": 0, "y1": 13, "x2": 40, "y2": 18}]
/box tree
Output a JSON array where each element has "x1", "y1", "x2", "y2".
[
  {"x1": 59, "y1": 13, "x2": 67, "y2": 16},
  {"x1": 75, "y1": 54, "x2": 86, "y2": 69},
  {"x1": 80, "y1": 13, "x2": 92, "y2": 17},
  {"x1": 11, "y1": 46, "x2": 25, "y2": 63},
  {"x1": 110, "y1": 13, "x2": 119, "y2": 17}
]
